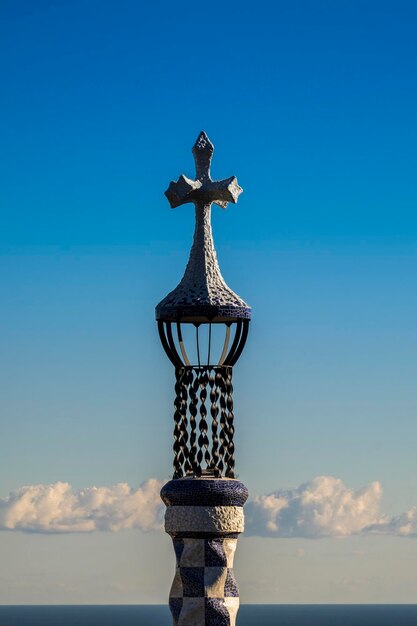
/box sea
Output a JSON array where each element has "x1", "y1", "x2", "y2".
[{"x1": 0, "y1": 605, "x2": 417, "y2": 625}]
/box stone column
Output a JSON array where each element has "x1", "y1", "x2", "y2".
[{"x1": 161, "y1": 477, "x2": 248, "y2": 626}]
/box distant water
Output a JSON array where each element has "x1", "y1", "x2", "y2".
[{"x1": 1, "y1": 605, "x2": 417, "y2": 625}]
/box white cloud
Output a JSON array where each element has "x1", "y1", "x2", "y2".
[
  {"x1": 0, "y1": 479, "x2": 164, "y2": 534},
  {"x1": 1, "y1": 475, "x2": 417, "y2": 539},
  {"x1": 367, "y1": 507, "x2": 417, "y2": 537},
  {"x1": 245, "y1": 476, "x2": 384, "y2": 538}
]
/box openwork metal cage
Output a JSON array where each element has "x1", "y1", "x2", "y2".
[
  {"x1": 158, "y1": 320, "x2": 249, "y2": 479},
  {"x1": 157, "y1": 320, "x2": 249, "y2": 369}
]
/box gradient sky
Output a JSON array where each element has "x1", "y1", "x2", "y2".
[{"x1": 1, "y1": 0, "x2": 417, "y2": 604}]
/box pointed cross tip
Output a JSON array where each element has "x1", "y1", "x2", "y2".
[{"x1": 193, "y1": 131, "x2": 214, "y2": 154}]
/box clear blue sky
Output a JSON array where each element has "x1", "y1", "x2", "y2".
[{"x1": 1, "y1": 0, "x2": 417, "y2": 604}]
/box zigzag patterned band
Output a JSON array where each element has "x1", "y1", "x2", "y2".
[{"x1": 170, "y1": 537, "x2": 239, "y2": 626}]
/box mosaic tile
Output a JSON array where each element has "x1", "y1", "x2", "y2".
[
  {"x1": 204, "y1": 566, "x2": 228, "y2": 598},
  {"x1": 223, "y1": 539, "x2": 237, "y2": 568},
  {"x1": 205, "y1": 598, "x2": 232, "y2": 626},
  {"x1": 180, "y1": 538, "x2": 205, "y2": 567},
  {"x1": 204, "y1": 539, "x2": 227, "y2": 567},
  {"x1": 161, "y1": 478, "x2": 249, "y2": 507},
  {"x1": 180, "y1": 567, "x2": 205, "y2": 597},
  {"x1": 224, "y1": 568, "x2": 239, "y2": 597},
  {"x1": 173, "y1": 538, "x2": 185, "y2": 565},
  {"x1": 170, "y1": 569, "x2": 184, "y2": 599},
  {"x1": 224, "y1": 597, "x2": 239, "y2": 625},
  {"x1": 177, "y1": 597, "x2": 205, "y2": 626},
  {"x1": 169, "y1": 597, "x2": 183, "y2": 625}
]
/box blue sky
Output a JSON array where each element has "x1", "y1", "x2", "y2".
[{"x1": 1, "y1": 0, "x2": 417, "y2": 604}]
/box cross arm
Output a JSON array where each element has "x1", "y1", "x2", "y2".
[
  {"x1": 164, "y1": 131, "x2": 243, "y2": 209},
  {"x1": 165, "y1": 175, "x2": 242, "y2": 209}
]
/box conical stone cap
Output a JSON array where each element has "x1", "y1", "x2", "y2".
[{"x1": 156, "y1": 132, "x2": 251, "y2": 323}]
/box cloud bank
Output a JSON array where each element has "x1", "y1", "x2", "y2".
[
  {"x1": 367, "y1": 507, "x2": 417, "y2": 537},
  {"x1": 1, "y1": 475, "x2": 417, "y2": 538},
  {"x1": 0, "y1": 479, "x2": 164, "y2": 533},
  {"x1": 245, "y1": 476, "x2": 384, "y2": 538}
]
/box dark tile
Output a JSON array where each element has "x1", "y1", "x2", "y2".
[
  {"x1": 205, "y1": 598, "x2": 231, "y2": 625},
  {"x1": 224, "y1": 569, "x2": 239, "y2": 597},
  {"x1": 169, "y1": 598, "x2": 183, "y2": 625},
  {"x1": 180, "y1": 567, "x2": 205, "y2": 597},
  {"x1": 172, "y1": 538, "x2": 185, "y2": 566},
  {"x1": 205, "y1": 539, "x2": 227, "y2": 567}
]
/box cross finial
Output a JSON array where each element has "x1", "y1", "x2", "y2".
[
  {"x1": 156, "y1": 132, "x2": 251, "y2": 323},
  {"x1": 165, "y1": 131, "x2": 243, "y2": 209},
  {"x1": 192, "y1": 131, "x2": 214, "y2": 180}
]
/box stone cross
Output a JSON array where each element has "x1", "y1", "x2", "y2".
[
  {"x1": 157, "y1": 131, "x2": 249, "y2": 323},
  {"x1": 165, "y1": 131, "x2": 243, "y2": 210}
]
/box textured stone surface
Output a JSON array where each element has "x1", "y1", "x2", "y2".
[
  {"x1": 170, "y1": 597, "x2": 239, "y2": 626},
  {"x1": 156, "y1": 132, "x2": 251, "y2": 323},
  {"x1": 165, "y1": 506, "x2": 244, "y2": 535}
]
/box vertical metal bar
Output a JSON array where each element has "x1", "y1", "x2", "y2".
[
  {"x1": 166, "y1": 322, "x2": 183, "y2": 366},
  {"x1": 196, "y1": 325, "x2": 201, "y2": 367},
  {"x1": 218, "y1": 324, "x2": 231, "y2": 366},
  {"x1": 207, "y1": 323, "x2": 212, "y2": 366},
  {"x1": 158, "y1": 321, "x2": 182, "y2": 367},
  {"x1": 176, "y1": 322, "x2": 191, "y2": 366},
  {"x1": 229, "y1": 320, "x2": 249, "y2": 366},
  {"x1": 223, "y1": 321, "x2": 242, "y2": 366}
]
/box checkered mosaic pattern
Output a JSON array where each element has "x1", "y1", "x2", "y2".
[{"x1": 169, "y1": 537, "x2": 239, "y2": 626}]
